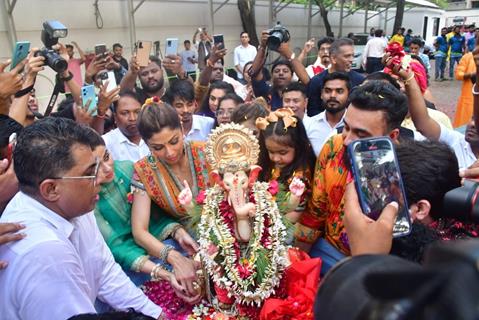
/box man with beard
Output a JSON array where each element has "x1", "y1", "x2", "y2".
[
  {"x1": 305, "y1": 72, "x2": 350, "y2": 156},
  {"x1": 305, "y1": 38, "x2": 365, "y2": 116},
  {"x1": 102, "y1": 90, "x2": 149, "y2": 162},
  {"x1": 294, "y1": 80, "x2": 408, "y2": 275},
  {"x1": 120, "y1": 55, "x2": 164, "y2": 104},
  {"x1": 163, "y1": 80, "x2": 214, "y2": 141}
]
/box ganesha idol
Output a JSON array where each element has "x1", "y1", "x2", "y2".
[{"x1": 176, "y1": 123, "x2": 321, "y2": 319}]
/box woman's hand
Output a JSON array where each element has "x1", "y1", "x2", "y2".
[
  {"x1": 174, "y1": 227, "x2": 199, "y2": 256},
  {"x1": 168, "y1": 251, "x2": 200, "y2": 296},
  {"x1": 168, "y1": 272, "x2": 203, "y2": 304}
]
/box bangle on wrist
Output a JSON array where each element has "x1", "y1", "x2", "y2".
[
  {"x1": 159, "y1": 244, "x2": 175, "y2": 263},
  {"x1": 95, "y1": 113, "x2": 106, "y2": 119},
  {"x1": 403, "y1": 73, "x2": 415, "y2": 86},
  {"x1": 472, "y1": 84, "x2": 479, "y2": 95},
  {"x1": 150, "y1": 264, "x2": 165, "y2": 281},
  {"x1": 171, "y1": 224, "x2": 183, "y2": 240}
]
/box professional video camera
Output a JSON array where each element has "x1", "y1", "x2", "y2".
[
  {"x1": 315, "y1": 239, "x2": 479, "y2": 320},
  {"x1": 34, "y1": 20, "x2": 68, "y2": 73},
  {"x1": 442, "y1": 180, "x2": 479, "y2": 223},
  {"x1": 266, "y1": 22, "x2": 290, "y2": 51}
]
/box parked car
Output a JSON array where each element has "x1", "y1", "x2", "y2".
[{"x1": 351, "y1": 33, "x2": 369, "y2": 72}]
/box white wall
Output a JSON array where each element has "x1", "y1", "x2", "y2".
[{"x1": 0, "y1": 0, "x2": 443, "y2": 107}]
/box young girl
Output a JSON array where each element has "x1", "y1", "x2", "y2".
[{"x1": 256, "y1": 107, "x2": 316, "y2": 223}]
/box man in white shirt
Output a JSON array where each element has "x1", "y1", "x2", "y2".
[
  {"x1": 163, "y1": 80, "x2": 214, "y2": 141},
  {"x1": 180, "y1": 40, "x2": 198, "y2": 81},
  {"x1": 234, "y1": 32, "x2": 257, "y2": 83},
  {"x1": 393, "y1": 62, "x2": 477, "y2": 169},
  {"x1": 0, "y1": 117, "x2": 162, "y2": 320},
  {"x1": 282, "y1": 82, "x2": 309, "y2": 121},
  {"x1": 362, "y1": 29, "x2": 387, "y2": 74},
  {"x1": 306, "y1": 72, "x2": 350, "y2": 156},
  {"x1": 102, "y1": 91, "x2": 150, "y2": 162}
]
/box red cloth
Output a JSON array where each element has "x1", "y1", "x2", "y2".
[{"x1": 260, "y1": 249, "x2": 321, "y2": 320}]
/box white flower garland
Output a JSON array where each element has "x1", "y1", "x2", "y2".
[{"x1": 198, "y1": 182, "x2": 288, "y2": 309}]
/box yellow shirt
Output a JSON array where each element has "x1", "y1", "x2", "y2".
[{"x1": 389, "y1": 34, "x2": 405, "y2": 46}]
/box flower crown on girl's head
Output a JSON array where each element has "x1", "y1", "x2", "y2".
[
  {"x1": 255, "y1": 107, "x2": 298, "y2": 131},
  {"x1": 142, "y1": 96, "x2": 161, "y2": 109}
]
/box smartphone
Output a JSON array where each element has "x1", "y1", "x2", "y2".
[
  {"x1": 10, "y1": 41, "x2": 30, "y2": 70},
  {"x1": 153, "y1": 40, "x2": 161, "y2": 58},
  {"x1": 95, "y1": 44, "x2": 107, "y2": 56},
  {"x1": 165, "y1": 38, "x2": 179, "y2": 56},
  {"x1": 347, "y1": 137, "x2": 411, "y2": 237},
  {"x1": 81, "y1": 85, "x2": 98, "y2": 116},
  {"x1": 101, "y1": 70, "x2": 117, "y2": 92},
  {"x1": 136, "y1": 40, "x2": 152, "y2": 67},
  {"x1": 213, "y1": 34, "x2": 225, "y2": 50},
  {"x1": 6, "y1": 133, "x2": 17, "y2": 164}
]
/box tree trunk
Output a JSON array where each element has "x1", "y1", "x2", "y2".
[
  {"x1": 393, "y1": 0, "x2": 405, "y2": 36},
  {"x1": 237, "y1": 0, "x2": 259, "y2": 47},
  {"x1": 315, "y1": 0, "x2": 334, "y2": 37}
]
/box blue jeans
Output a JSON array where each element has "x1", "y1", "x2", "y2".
[
  {"x1": 309, "y1": 238, "x2": 346, "y2": 276},
  {"x1": 434, "y1": 55, "x2": 446, "y2": 80},
  {"x1": 449, "y1": 55, "x2": 462, "y2": 78}
]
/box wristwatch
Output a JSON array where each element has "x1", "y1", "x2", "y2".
[{"x1": 60, "y1": 71, "x2": 74, "y2": 82}]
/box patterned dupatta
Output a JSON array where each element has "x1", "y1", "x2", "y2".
[{"x1": 134, "y1": 141, "x2": 210, "y2": 220}]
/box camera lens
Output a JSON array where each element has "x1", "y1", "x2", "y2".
[{"x1": 442, "y1": 180, "x2": 479, "y2": 223}]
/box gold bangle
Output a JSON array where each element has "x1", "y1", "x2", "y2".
[
  {"x1": 403, "y1": 73, "x2": 415, "y2": 86},
  {"x1": 150, "y1": 264, "x2": 164, "y2": 281}
]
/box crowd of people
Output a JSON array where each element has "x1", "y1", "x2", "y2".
[{"x1": 1, "y1": 21, "x2": 479, "y2": 319}]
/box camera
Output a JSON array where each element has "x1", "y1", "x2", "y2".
[
  {"x1": 266, "y1": 22, "x2": 290, "y2": 51},
  {"x1": 315, "y1": 240, "x2": 479, "y2": 320},
  {"x1": 34, "y1": 20, "x2": 68, "y2": 73},
  {"x1": 441, "y1": 179, "x2": 479, "y2": 223}
]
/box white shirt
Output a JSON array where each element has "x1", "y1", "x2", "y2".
[
  {"x1": 185, "y1": 114, "x2": 215, "y2": 142},
  {"x1": 305, "y1": 57, "x2": 328, "y2": 78},
  {"x1": 0, "y1": 192, "x2": 161, "y2": 320},
  {"x1": 362, "y1": 37, "x2": 387, "y2": 65},
  {"x1": 305, "y1": 111, "x2": 345, "y2": 156},
  {"x1": 180, "y1": 49, "x2": 198, "y2": 72},
  {"x1": 233, "y1": 44, "x2": 257, "y2": 79},
  {"x1": 103, "y1": 128, "x2": 150, "y2": 162},
  {"x1": 439, "y1": 123, "x2": 477, "y2": 169}
]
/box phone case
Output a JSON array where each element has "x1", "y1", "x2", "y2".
[
  {"x1": 11, "y1": 41, "x2": 30, "y2": 70},
  {"x1": 347, "y1": 137, "x2": 411, "y2": 237},
  {"x1": 102, "y1": 71, "x2": 117, "y2": 92},
  {"x1": 213, "y1": 34, "x2": 224, "y2": 49},
  {"x1": 81, "y1": 85, "x2": 98, "y2": 116},
  {"x1": 95, "y1": 44, "x2": 107, "y2": 56},
  {"x1": 165, "y1": 38, "x2": 179, "y2": 56},
  {"x1": 136, "y1": 40, "x2": 152, "y2": 67}
]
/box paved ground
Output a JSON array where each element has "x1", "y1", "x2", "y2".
[{"x1": 427, "y1": 60, "x2": 462, "y2": 121}]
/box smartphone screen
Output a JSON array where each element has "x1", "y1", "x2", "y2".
[
  {"x1": 81, "y1": 85, "x2": 98, "y2": 116},
  {"x1": 11, "y1": 41, "x2": 31, "y2": 70},
  {"x1": 165, "y1": 38, "x2": 179, "y2": 56},
  {"x1": 213, "y1": 34, "x2": 224, "y2": 49},
  {"x1": 95, "y1": 44, "x2": 107, "y2": 56},
  {"x1": 348, "y1": 137, "x2": 411, "y2": 237},
  {"x1": 136, "y1": 40, "x2": 152, "y2": 67}
]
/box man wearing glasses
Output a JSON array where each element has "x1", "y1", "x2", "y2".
[{"x1": 0, "y1": 118, "x2": 163, "y2": 320}]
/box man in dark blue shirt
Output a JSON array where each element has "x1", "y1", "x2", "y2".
[
  {"x1": 448, "y1": 26, "x2": 465, "y2": 79},
  {"x1": 434, "y1": 27, "x2": 449, "y2": 81},
  {"x1": 306, "y1": 38, "x2": 365, "y2": 116}
]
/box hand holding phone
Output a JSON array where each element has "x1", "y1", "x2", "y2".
[
  {"x1": 213, "y1": 34, "x2": 225, "y2": 50},
  {"x1": 347, "y1": 137, "x2": 411, "y2": 237},
  {"x1": 165, "y1": 38, "x2": 179, "y2": 56},
  {"x1": 11, "y1": 41, "x2": 30, "y2": 70},
  {"x1": 136, "y1": 40, "x2": 152, "y2": 67},
  {"x1": 81, "y1": 85, "x2": 98, "y2": 116}
]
